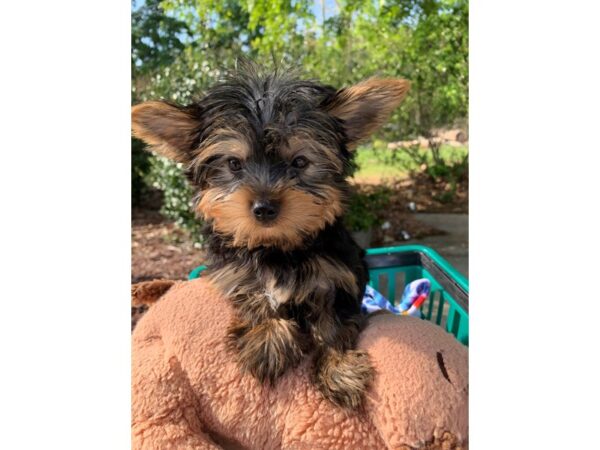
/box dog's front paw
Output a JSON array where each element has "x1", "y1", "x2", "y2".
[
  {"x1": 313, "y1": 348, "x2": 374, "y2": 410},
  {"x1": 228, "y1": 318, "x2": 305, "y2": 384}
]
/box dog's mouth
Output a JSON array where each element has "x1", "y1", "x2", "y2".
[{"x1": 254, "y1": 221, "x2": 278, "y2": 228}]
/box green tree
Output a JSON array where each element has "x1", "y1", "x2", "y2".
[
  {"x1": 131, "y1": 0, "x2": 192, "y2": 206},
  {"x1": 132, "y1": 0, "x2": 192, "y2": 77}
]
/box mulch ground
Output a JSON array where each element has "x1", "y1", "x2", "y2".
[
  {"x1": 387, "y1": 172, "x2": 468, "y2": 214},
  {"x1": 132, "y1": 208, "x2": 205, "y2": 283}
]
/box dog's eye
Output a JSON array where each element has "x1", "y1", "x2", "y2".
[
  {"x1": 291, "y1": 156, "x2": 308, "y2": 169},
  {"x1": 228, "y1": 158, "x2": 242, "y2": 172}
]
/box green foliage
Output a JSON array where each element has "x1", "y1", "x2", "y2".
[
  {"x1": 132, "y1": 138, "x2": 151, "y2": 204},
  {"x1": 422, "y1": 142, "x2": 468, "y2": 203},
  {"x1": 154, "y1": 0, "x2": 469, "y2": 138},
  {"x1": 301, "y1": 0, "x2": 468, "y2": 138},
  {"x1": 344, "y1": 187, "x2": 391, "y2": 232},
  {"x1": 132, "y1": 0, "x2": 192, "y2": 76},
  {"x1": 425, "y1": 144, "x2": 468, "y2": 183},
  {"x1": 146, "y1": 155, "x2": 204, "y2": 240},
  {"x1": 131, "y1": 0, "x2": 194, "y2": 211}
]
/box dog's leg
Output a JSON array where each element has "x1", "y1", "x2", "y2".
[
  {"x1": 310, "y1": 297, "x2": 374, "y2": 409},
  {"x1": 312, "y1": 345, "x2": 373, "y2": 410},
  {"x1": 227, "y1": 316, "x2": 305, "y2": 385}
]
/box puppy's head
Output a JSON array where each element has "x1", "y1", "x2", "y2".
[{"x1": 132, "y1": 66, "x2": 409, "y2": 251}]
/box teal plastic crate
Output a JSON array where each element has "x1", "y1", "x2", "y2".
[
  {"x1": 188, "y1": 244, "x2": 468, "y2": 345},
  {"x1": 364, "y1": 245, "x2": 468, "y2": 345}
]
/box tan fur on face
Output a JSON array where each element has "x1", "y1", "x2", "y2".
[
  {"x1": 328, "y1": 78, "x2": 410, "y2": 149},
  {"x1": 198, "y1": 186, "x2": 343, "y2": 251}
]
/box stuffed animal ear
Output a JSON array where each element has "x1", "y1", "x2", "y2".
[
  {"x1": 131, "y1": 101, "x2": 199, "y2": 163},
  {"x1": 326, "y1": 78, "x2": 410, "y2": 149},
  {"x1": 131, "y1": 279, "x2": 176, "y2": 307}
]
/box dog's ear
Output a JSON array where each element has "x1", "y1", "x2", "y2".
[
  {"x1": 326, "y1": 78, "x2": 410, "y2": 149},
  {"x1": 131, "y1": 101, "x2": 199, "y2": 163}
]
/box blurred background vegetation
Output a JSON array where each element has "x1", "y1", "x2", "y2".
[{"x1": 131, "y1": 0, "x2": 468, "y2": 264}]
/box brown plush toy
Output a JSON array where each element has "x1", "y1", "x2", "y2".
[{"x1": 132, "y1": 279, "x2": 468, "y2": 450}]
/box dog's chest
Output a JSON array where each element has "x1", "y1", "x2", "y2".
[
  {"x1": 262, "y1": 275, "x2": 293, "y2": 310},
  {"x1": 259, "y1": 255, "x2": 359, "y2": 309},
  {"x1": 208, "y1": 253, "x2": 360, "y2": 312}
]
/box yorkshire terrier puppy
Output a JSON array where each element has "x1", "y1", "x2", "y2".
[{"x1": 132, "y1": 64, "x2": 409, "y2": 409}]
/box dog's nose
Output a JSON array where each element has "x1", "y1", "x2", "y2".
[{"x1": 252, "y1": 200, "x2": 279, "y2": 223}]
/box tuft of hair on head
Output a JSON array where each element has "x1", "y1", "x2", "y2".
[
  {"x1": 131, "y1": 101, "x2": 201, "y2": 164},
  {"x1": 132, "y1": 66, "x2": 409, "y2": 158},
  {"x1": 325, "y1": 78, "x2": 410, "y2": 150}
]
